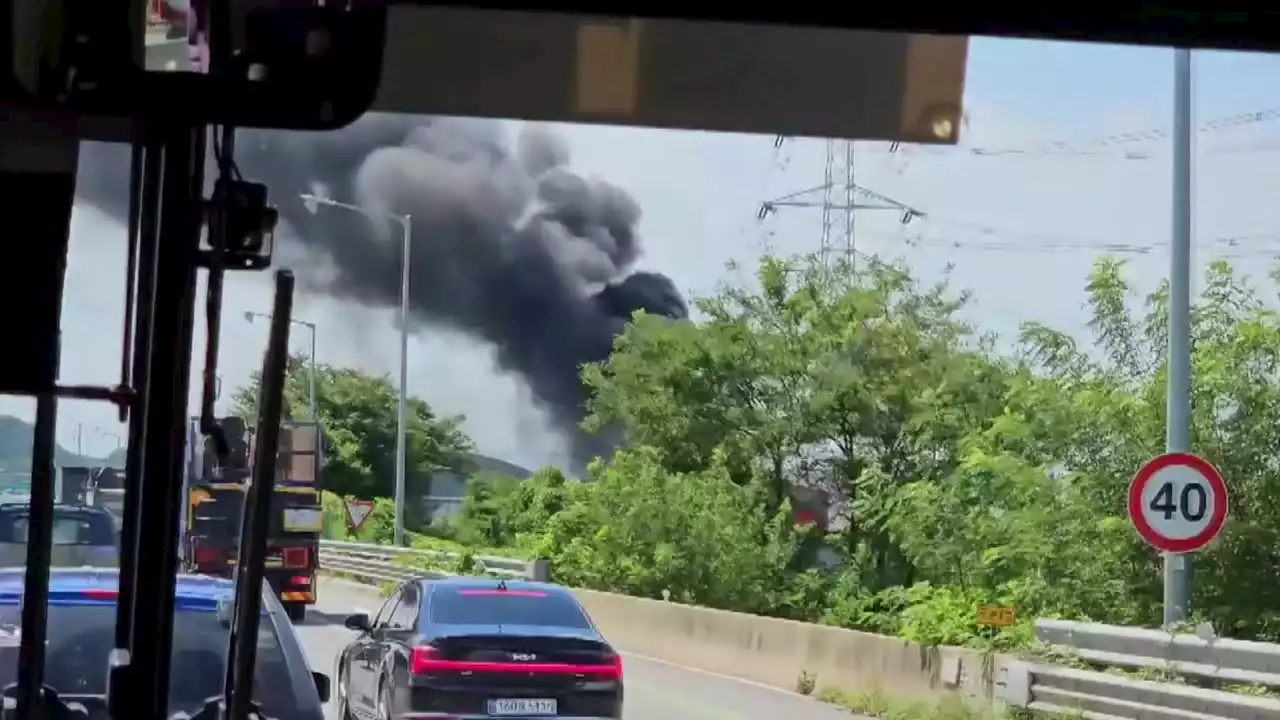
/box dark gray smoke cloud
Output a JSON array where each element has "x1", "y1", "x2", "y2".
[{"x1": 75, "y1": 115, "x2": 688, "y2": 468}]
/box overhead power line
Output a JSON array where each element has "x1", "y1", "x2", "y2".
[
  {"x1": 756, "y1": 107, "x2": 1280, "y2": 266},
  {"x1": 845, "y1": 106, "x2": 1280, "y2": 160},
  {"x1": 856, "y1": 228, "x2": 1280, "y2": 257}
]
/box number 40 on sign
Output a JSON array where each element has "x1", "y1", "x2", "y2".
[{"x1": 1128, "y1": 452, "x2": 1229, "y2": 554}]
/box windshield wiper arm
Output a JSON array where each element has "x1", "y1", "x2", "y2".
[{"x1": 223, "y1": 270, "x2": 295, "y2": 719}]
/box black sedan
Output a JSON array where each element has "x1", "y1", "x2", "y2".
[{"x1": 335, "y1": 577, "x2": 624, "y2": 720}]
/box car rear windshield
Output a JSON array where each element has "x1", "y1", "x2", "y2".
[
  {"x1": 430, "y1": 587, "x2": 591, "y2": 628},
  {"x1": 0, "y1": 602, "x2": 295, "y2": 714},
  {"x1": 0, "y1": 513, "x2": 116, "y2": 546}
]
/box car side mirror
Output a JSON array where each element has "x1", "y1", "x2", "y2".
[
  {"x1": 311, "y1": 671, "x2": 331, "y2": 703},
  {"x1": 344, "y1": 612, "x2": 371, "y2": 632}
]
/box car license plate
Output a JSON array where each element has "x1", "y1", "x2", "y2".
[
  {"x1": 282, "y1": 508, "x2": 323, "y2": 531},
  {"x1": 487, "y1": 698, "x2": 557, "y2": 716}
]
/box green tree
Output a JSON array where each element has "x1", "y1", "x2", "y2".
[
  {"x1": 575, "y1": 254, "x2": 1280, "y2": 642},
  {"x1": 583, "y1": 255, "x2": 1009, "y2": 591},
  {"x1": 534, "y1": 446, "x2": 799, "y2": 613},
  {"x1": 232, "y1": 354, "x2": 474, "y2": 524},
  {"x1": 312, "y1": 252, "x2": 1280, "y2": 647},
  {"x1": 449, "y1": 471, "x2": 527, "y2": 548},
  {"x1": 882, "y1": 257, "x2": 1280, "y2": 637}
]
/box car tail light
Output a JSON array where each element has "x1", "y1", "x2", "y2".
[
  {"x1": 193, "y1": 546, "x2": 222, "y2": 565},
  {"x1": 410, "y1": 644, "x2": 623, "y2": 678},
  {"x1": 290, "y1": 575, "x2": 311, "y2": 586},
  {"x1": 604, "y1": 650, "x2": 623, "y2": 679},
  {"x1": 282, "y1": 547, "x2": 309, "y2": 568},
  {"x1": 410, "y1": 645, "x2": 446, "y2": 675}
]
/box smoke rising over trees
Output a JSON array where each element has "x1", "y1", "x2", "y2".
[{"x1": 74, "y1": 115, "x2": 688, "y2": 467}]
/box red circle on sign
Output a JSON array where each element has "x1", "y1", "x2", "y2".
[{"x1": 1127, "y1": 452, "x2": 1229, "y2": 553}]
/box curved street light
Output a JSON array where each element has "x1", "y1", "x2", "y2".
[{"x1": 299, "y1": 193, "x2": 413, "y2": 547}]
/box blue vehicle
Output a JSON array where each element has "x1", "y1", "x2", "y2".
[
  {"x1": 0, "y1": 503, "x2": 118, "y2": 568},
  {"x1": 0, "y1": 568, "x2": 330, "y2": 719}
]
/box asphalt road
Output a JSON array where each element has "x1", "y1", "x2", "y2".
[{"x1": 296, "y1": 578, "x2": 860, "y2": 720}]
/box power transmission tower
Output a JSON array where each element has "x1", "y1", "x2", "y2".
[{"x1": 758, "y1": 137, "x2": 924, "y2": 266}]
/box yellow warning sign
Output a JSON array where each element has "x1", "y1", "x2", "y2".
[{"x1": 977, "y1": 605, "x2": 1017, "y2": 628}]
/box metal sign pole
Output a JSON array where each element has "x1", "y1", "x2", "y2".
[
  {"x1": 1164, "y1": 47, "x2": 1194, "y2": 627},
  {"x1": 394, "y1": 214, "x2": 412, "y2": 547}
]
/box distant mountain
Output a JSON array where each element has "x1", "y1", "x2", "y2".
[
  {"x1": 425, "y1": 453, "x2": 533, "y2": 504},
  {"x1": 0, "y1": 415, "x2": 117, "y2": 472},
  {"x1": 466, "y1": 453, "x2": 533, "y2": 480}
]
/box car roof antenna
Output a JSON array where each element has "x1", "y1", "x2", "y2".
[{"x1": 496, "y1": 578, "x2": 507, "y2": 591}]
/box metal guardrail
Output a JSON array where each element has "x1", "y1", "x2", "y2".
[
  {"x1": 320, "y1": 541, "x2": 1280, "y2": 718},
  {"x1": 317, "y1": 540, "x2": 548, "y2": 585},
  {"x1": 1000, "y1": 619, "x2": 1280, "y2": 719}
]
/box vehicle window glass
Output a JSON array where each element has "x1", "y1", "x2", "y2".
[
  {"x1": 388, "y1": 586, "x2": 418, "y2": 629},
  {"x1": 90, "y1": 489, "x2": 126, "y2": 524},
  {"x1": 430, "y1": 589, "x2": 591, "y2": 629},
  {"x1": 0, "y1": 602, "x2": 295, "y2": 716},
  {"x1": 373, "y1": 594, "x2": 402, "y2": 629},
  {"x1": 1, "y1": 514, "x2": 115, "y2": 546}
]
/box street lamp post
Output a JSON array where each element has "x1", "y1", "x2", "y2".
[
  {"x1": 300, "y1": 193, "x2": 413, "y2": 546},
  {"x1": 245, "y1": 312, "x2": 318, "y2": 421}
]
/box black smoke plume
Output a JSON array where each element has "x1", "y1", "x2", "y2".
[{"x1": 75, "y1": 115, "x2": 688, "y2": 468}]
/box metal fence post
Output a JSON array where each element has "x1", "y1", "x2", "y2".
[{"x1": 528, "y1": 559, "x2": 551, "y2": 582}]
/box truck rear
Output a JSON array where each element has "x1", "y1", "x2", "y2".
[
  {"x1": 183, "y1": 416, "x2": 325, "y2": 622},
  {"x1": 57, "y1": 466, "x2": 125, "y2": 531}
]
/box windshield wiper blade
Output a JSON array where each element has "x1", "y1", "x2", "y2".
[{"x1": 223, "y1": 270, "x2": 295, "y2": 720}]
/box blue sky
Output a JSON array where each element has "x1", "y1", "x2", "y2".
[
  {"x1": 981, "y1": 39, "x2": 1278, "y2": 125},
  {"x1": 12, "y1": 33, "x2": 1280, "y2": 469}
]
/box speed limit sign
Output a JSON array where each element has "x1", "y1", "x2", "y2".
[{"x1": 1128, "y1": 453, "x2": 1229, "y2": 553}]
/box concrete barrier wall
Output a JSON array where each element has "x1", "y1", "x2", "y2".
[
  {"x1": 571, "y1": 587, "x2": 1003, "y2": 704},
  {"x1": 322, "y1": 575, "x2": 1002, "y2": 706}
]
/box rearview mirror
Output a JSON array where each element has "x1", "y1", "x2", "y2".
[
  {"x1": 311, "y1": 671, "x2": 331, "y2": 703},
  {"x1": 344, "y1": 612, "x2": 371, "y2": 632}
]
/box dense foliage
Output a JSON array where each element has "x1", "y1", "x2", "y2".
[
  {"x1": 233, "y1": 354, "x2": 473, "y2": 528},
  {"x1": 437, "y1": 254, "x2": 1280, "y2": 647}
]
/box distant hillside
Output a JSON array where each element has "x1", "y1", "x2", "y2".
[
  {"x1": 0, "y1": 415, "x2": 116, "y2": 472},
  {"x1": 425, "y1": 453, "x2": 533, "y2": 506},
  {"x1": 466, "y1": 453, "x2": 533, "y2": 479}
]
